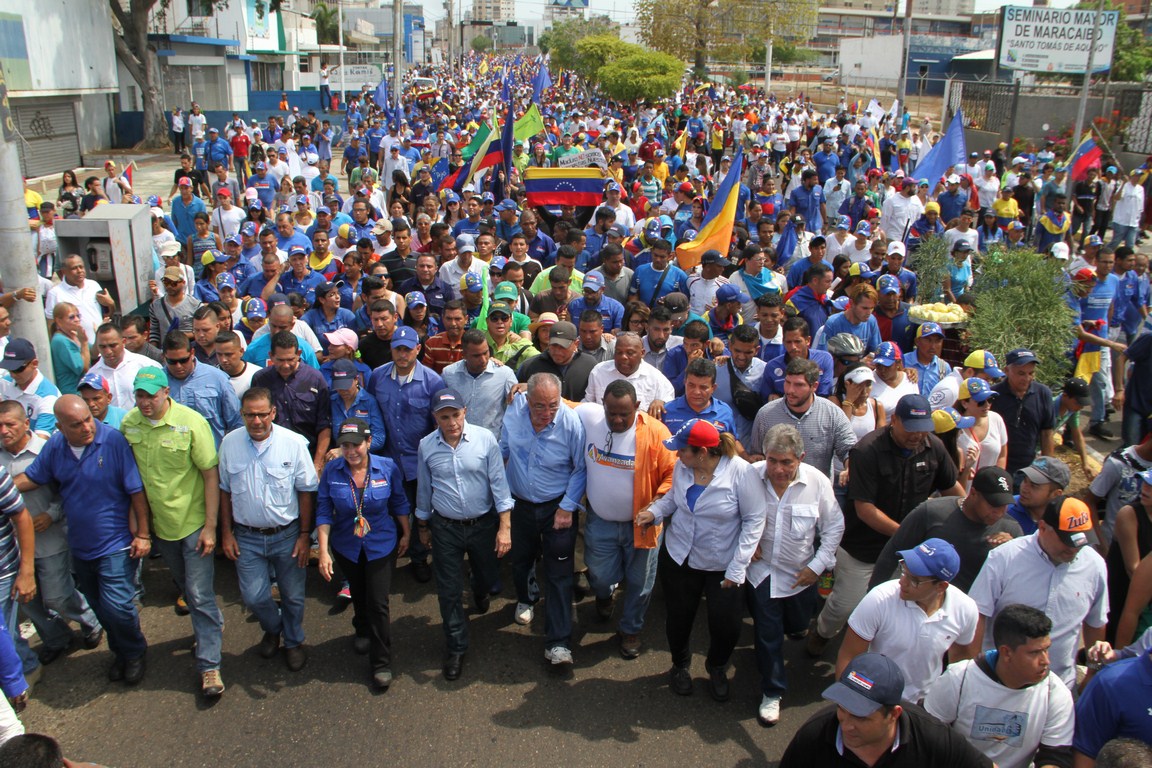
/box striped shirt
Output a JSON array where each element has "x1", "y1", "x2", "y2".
[
  {"x1": 748, "y1": 396, "x2": 858, "y2": 478},
  {"x1": 0, "y1": 467, "x2": 28, "y2": 577}
]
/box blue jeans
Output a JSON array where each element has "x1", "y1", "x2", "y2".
[
  {"x1": 511, "y1": 497, "x2": 576, "y2": 650},
  {"x1": 72, "y1": 549, "x2": 147, "y2": 663},
  {"x1": 583, "y1": 510, "x2": 659, "y2": 636},
  {"x1": 1089, "y1": 368, "x2": 1110, "y2": 425},
  {"x1": 233, "y1": 521, "x2": 307, "y2": 650},
  {"x1": 0, "y1": 572, "x2": 39, "y2": 674},
  {"x1": 1122, "y1": 405, "x2": 1149, "y2": 448},
  {"x1": 20, "y1": 549, "x2": 101, "y2": 652},
  {"x1": 429, "y1": 512, "x2": 499, "y2": 654},
  {"x1": 1109, "y1": 223, "x2": 1139, "y2": 250},
  {"x1": 746, "y1": 577, "x2": 819, "y2": 698},
  {"x1": 153, "y1": 528, "x2": 223, "y2": 672}
]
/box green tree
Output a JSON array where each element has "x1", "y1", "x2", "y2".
[
  {"x1": 311, "y1": 2, "x2": 340, "y2": 46},
  {"x1": 634, "y1": 0, "x2": 817, "y2": 74},
  {"x1": 573, "y1": 35, "x2": 643, "y2": 84},
  {"x1": 598, "y1": 51, "x2": 683, "y2": 102},
  {"x1": 470, "y1": 35, "x2": 493, "y2": 53},
  {"x1": 537, "y1": 15, "x2": 619, "y2": 72},
  {"x1": 110, "y1": 0, "x2": 282, "y2": 148},
  {"x1": 1069, "y1": 2, "x2": 1152, "y2": 82}
]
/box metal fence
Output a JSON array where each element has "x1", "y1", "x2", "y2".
[{"x1": 1115, "y1": 86, "x2": 1152, "y2": 155}]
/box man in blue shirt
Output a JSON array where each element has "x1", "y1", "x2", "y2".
[
  {"x1": 369, "y1": 326, "x2": 444, "y2": 582},
  {"x1": 204, "y1": 128, "x2": 232, "y2": 171},
  {"x1": 760, "y1": 316, "x2": 836, "y2": 399},
  {"x1": 812, "y1": 139, "x2": 840, "y2": 184},
  {"x1": 786, "y1": 236, "x2": 833, "y2": 291},
  {"x1": 522, "y1": 212, "x2": 557, "y2": 268},
  {"x1": 629, "y1": 240, "x2": 688, "y2": 307},
  {"x1": 788, "y1": 170, "x2": 828, "y2": 233},
  {"x1": 414, "y1": 389, "x2": 512, "y2": 680},
  {"x1": 1080, "y1": 249, "x2": 1121, "y2": 438},
  {"x1": 170, "y1": 178, "x2": 207, "y2": 247},
  {"x1": 500, "y1": 374, "x2": 587, "y2": 667},
  {"x1": 567, "y1": 272, "x2": 624, "y2": 333},
  {"x1": 904, "y1": 322, "x2": 952, "y2": 399},
  {"x1": 246, "y1": 163, "x2": 276, "y2": 211},
  {"x1": 661, "y1": 357, "x2": 737, "y2": 438},
  {"x1": 251, "y1": 331, "x2": 332, "y2": 472},
  {"x1": 162, "y1": 331, "x2": 243, "y2": 447},
  {"x1": 278, "y1": 246, "x2": 326, "y2": 306},
  {"x1": 441, "y1": 330, "x2": 517, "y2": 439},
  {"x1": 16, "y1": 396, "x2": 151, "y2": 685}
]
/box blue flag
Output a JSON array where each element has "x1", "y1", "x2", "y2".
[
  {"x1": 912, "y1": 109, "x2": 967, "y2": 187},
  {"x1": 500, "y1": 84, "x2": 516, "y2": 186},
  {"x1": 430, "y1": 157, "x2": 449, "y2": 191},
  {"x1": 531, "y1": 60, "x2": 552, "y2": 104},
  {"x1": 774, "y1": 221, "x2": 799, "y2": 268}
]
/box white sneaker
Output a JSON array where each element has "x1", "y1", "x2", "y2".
[
  {"x1": 758, "y1": 695, "x2": 781, "y2": 727},
  {"x1": 545, "y1": 646, "x2": 573, "y2": 666},
  {"x1": 514, "y1": 602, "x2": 534, "y2": 625}
]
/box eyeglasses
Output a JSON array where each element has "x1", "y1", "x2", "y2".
[
  {"x1": 242, "y1": 411, "x2": 273, "y2": 420},
  {"x1": 899, "y1": 561, "x2": 936, "y2": 587},
  {"x1": 67, "y1": 313, "x2": 81, "y2": 320},
  {"x1": 165, "y1": 355, "x2": 193, "y2": 366}
]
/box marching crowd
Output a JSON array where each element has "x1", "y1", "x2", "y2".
[{"x1": 3, "y1": 57, "x2": 1152, "y2": 767}]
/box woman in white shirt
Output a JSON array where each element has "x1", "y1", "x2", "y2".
[
  {"x1": 636, "y1": 419, "x2": 766, "y2": 702},
  {"x1": 955, "y1": 377, "x2": 1008, "y2": 487}
]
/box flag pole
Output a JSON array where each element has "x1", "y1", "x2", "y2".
[
  {"x1": 1067, "y1": 0, "x2": 1107, "y2": 197},
  {"x1": 1090, "y1": 123, "x2": 1125, "y2": 175}
]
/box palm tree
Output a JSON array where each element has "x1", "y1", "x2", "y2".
[{"x1": 311, "y1": 2, "x2": 341, "y2": 46}]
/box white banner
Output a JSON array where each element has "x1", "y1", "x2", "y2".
[
  {"x1": 998, "y1": 6, "x2": 1119, "y2": 74},
  {"x1": 558, "y1": 149, "x2": 607, "y2": 170}
]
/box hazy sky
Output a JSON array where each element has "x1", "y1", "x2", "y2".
[{"x1": 421, "y1": 0, "x2": 1081, "y2": 25}]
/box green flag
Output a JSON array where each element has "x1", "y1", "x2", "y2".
[
  {"x1": 514, "y1": 103, "x2": 545, "y2": 142},
  {"x1": 460, "y1": 122, "x2": 492, "y2": 162}
]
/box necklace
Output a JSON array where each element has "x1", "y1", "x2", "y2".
[{"x1": 349, "y1": 465, "x2": 371, "y2": 538}]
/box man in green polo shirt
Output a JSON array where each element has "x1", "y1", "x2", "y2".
[{"x1": 120, "y1": 366, "x2": 225, "y2": 699}]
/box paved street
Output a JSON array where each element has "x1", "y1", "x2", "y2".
[{"x1": 22, "y1": 554, "x2": 839, "y2": 767}]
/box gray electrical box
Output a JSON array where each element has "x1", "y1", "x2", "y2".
[{"x1": 55, "y1": 205, "x2": 154, "y2": 316}]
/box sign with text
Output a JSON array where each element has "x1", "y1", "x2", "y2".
[
  {"x1": 557, "y1": 148, "x2": 607, "y2": 170},
  {"x1": 998, "y1": 6, "x2": 1118, "y2": 74}
]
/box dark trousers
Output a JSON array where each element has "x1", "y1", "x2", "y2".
[
  {"x1": 320, "y1": 85, "x2": 332, "y2": 111},
  {"x1": 173, "y1": 129, "x2": 185, "y2": 154},
  {"x1": 404, "y1": 479, "x2": 429, "y2": 564},
  {"x1": 510, "y1": 497, "x2": 576, "y2": 649},
  {"x1": 334, "y1": 549, "x2": 395, "y2": 672},
  {"x1": 430, "y1": 513, "x2": 499, "y2": 654},
  {"x1": 659, "y1": 546, "x2": 744, "y2": 670},
  {"x1": 746, "y1": 578, "x2": 819, "y2": 697}
]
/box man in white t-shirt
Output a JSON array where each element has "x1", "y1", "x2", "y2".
[
  {"x1": 924, "y1": 604, "x2": 1074, "y2": 768},
  {"x1": 44, "y1": 254, "x2": 114, "y2": 340},
  {"x1": 837, "y1": 537, "x2": 980, "y2": 703},
  {"x1": 576, "y1": 380, "x2": 675, "y2": 661}
]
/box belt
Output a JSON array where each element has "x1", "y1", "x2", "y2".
[
  {"x1": 433, "y1": 512, "x2": 489, "y2": 527},
  {"x1": 234, "y1": 520, "x2": 297, "y2": 535}
]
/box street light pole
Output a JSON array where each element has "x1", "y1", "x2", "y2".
[
  {"x1": 392, "y1": 0, "x2": 404, "y2": 112},
  {"x1": 895, "y1": 0, "x2": 912, "y2": 106},
  {"x1": 1068, "y1": 0, "x2": 1107, "y2": 195},
  {"x1": 336, "y1": 0, "x2": 345, "y2": 110},
  {"x1": 764, "y1": 22, "x2": 773, "y2": 93}
]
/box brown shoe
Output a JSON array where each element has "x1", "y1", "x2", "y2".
[
  {"x1": 285, "y1": 645, "x2": 308, "y2": 672},
  {"x1": 201, "y1": 669, "x2": 225, "y2": 697},
  {"x1": 805, "y1": 631, "x2": 831, "y2": 658},
  {"x1": 618, "y1": 632, "x2": 641, "y2": 660}
]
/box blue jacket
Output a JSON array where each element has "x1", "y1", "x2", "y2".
[
  {"x1": 330, "y1": 389, "x2": 387, "y2": 453},
  {"x1": 368, "y1": 362, "x2": 444, "y2": 482}
]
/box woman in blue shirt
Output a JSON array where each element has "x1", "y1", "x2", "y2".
[
  {"x1": 302, "y1": 282, "x2": 356, "y2": 358},
  {"x1": 636, "y1": 419, "x2": 766, "y2": 702},
  {"x1": 316, "y1": 418, "x2": 410, "y2": 691}
]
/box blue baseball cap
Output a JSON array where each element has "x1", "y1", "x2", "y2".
[
  {"x1": 391, "y1": 326, "x2": 419, "y2": 348},
  {"x1": 893, "y1": 394, "x2": 934, "y2": 431},
  {"x1": 240, "y1": 222, "x2": 257, "y2": 237},
  {"x1": 224, "y1": 234, "x2": 241, "y2": 246},
  {"x1": 876, "y1": 274, "x2": 901, "y2": 295},
  {"x1": 823, "y1": 653, "x2": 905, "y2": 717},
  {"x1": 1006, "y1": 348, "x2": 1039, "y2": 366},
  {"x1": 78, "y1": 372, "x2": 111, "y2": 393},
  {"x1": 932, "y1": 407, "x2": 975, "y2": 433},
  {"x1": 916, "y1": 322, "x2": 945, "y2": 339},
  {"x1": 958, "y1": 377, "x2": 997, "y2": 403},
  {"x1": 431, "y1": 388, "x2": 465, "y2": 412},
  {"x1": 854, "y1": 221, "x2": 872, "y2": 237},
  {"x1": 244, "y1": 298, "x2": 268, "y2": 320},
  {"x1": 836, "y1": 214, "x2": 852, "y2": 230},
  {"x1": 216, "y1": 272, "x2": 237, "y2": 290},
  {"x1": 962, "y1": 350, "x2": 1004, "y2": 378},
  {"x1": 898, "y1": 538, "x2": 960, "y2": 582},
  {"x1": 873, "y1": 342, "x2": 902, "y2": 367},
  {"x1": 287, "y1": 245, "x2": 308, "y2": 257},
  {"x1": 663, "y1": 419, "x2": 721, "y2": 451},
  {"x1": 582, "y1": 272, "x2": 605, "y2": 292}
]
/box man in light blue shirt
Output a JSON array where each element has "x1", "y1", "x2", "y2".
[
  {"x1": 162, "y1": 331, "x2": 242, "y2": 447},
  {"x1": 500, "y1": 373, "x2": 587, "y2": 667},
  {"x1": 415, "y1": 389, "x2": 512, "y2": 681},
  {"x1": 440, "y1": 329, "x2": 517, "y2": 439},
  {"x1": 218, "y1": 387, "x2": 319, "y2": 673},
  {"x1": 904, "y1": 322, "x2": 952, "y2": 398}
]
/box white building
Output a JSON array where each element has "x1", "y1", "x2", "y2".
[{"x1": 0, "y1": 0, "x2": 119, "y2": 176}]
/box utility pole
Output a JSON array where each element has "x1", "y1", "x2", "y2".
[
  {"x1": 764, "y1": 22, "x2": 773, "y2": 93},
  {"x1": 392, "y1": 0, "x2": 404, "y2": 113},
  {"x1": 336, "y1": 0, "x2": 345, "y2": 111},
  {"x1": 1068, "y1": 0, "x2": 1106, "y2": 195},
  {"x1": 896, "y1": 0, "x2": 913, "y2": 106},
  {"x1": 0, "y1": 74, "x2": 51, "y2": 377}
]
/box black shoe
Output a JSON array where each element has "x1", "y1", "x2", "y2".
[
  {"x1": 412, "y1": 561, "x2": 432, "y2": 583},
  {"x1": 174, "y1": 595, "x2": 190, "y2": 615},
  {"x1": 108, "y1": 658, "x2": 126, "y2": 682},
  {"x1": 353, "y1": 636, "x2": 370, "y2": 655},
  {"x1": 38, "y1": 645, "x2": 67, "y2": 666},
  {"x1": 372, "y1": 668, "x2": 393, "y2": 691},
  {"x1": 1089, "y1": 423, "x2": 1118, "y2": 440},
  {"x1": 669, "y1": 666, "x2": 693, "y2": 696},
  {"x1": 443, "y1": 652, "x2": 464, "y2": 681},
  {"x1": 258, "y1": 632, "x2": 281, "y2": 659},
  {"x1": 595, "y1": 595, "x2": 614, "y2": 622},
  {"x1": 488, "y1": 578, "x2": 503, "y2": 596},
  {"x1": 474, "y1": 592, "x2": 491, "y2": 615},
  {"x1": 83, "y1": 628, "x2": 104, "y2": 650},
  {"x1": 123, "y1": 655, "x2": 146, "y2": 685},
  {"x1": 707, "y1": 665, "x2": 730, "y2": 702},
  {"x1": 573, "y1": 571, "x2": 590, "y2": 601},
  {"x1": 284, "y1": 645, "x2": 308, "y2": 672}
]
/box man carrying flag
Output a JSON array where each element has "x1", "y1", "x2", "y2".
[{"x1": 676, "y1": 147, "x2": 745, "y2": 272}]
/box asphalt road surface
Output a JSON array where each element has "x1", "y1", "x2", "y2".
[{"x1": 19, "y1": 554, "x2": 845, "y2": 767}]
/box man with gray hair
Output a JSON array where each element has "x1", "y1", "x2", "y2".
[
  {"x1": 747, "y1": 357, "x2": 856, "y2": 478},
  {"x1": 747, "y1": 423, "x2": 843, "y2": 726},
  {"x1": 501, "y1": 373, "x2": 587, "y2": 668}
]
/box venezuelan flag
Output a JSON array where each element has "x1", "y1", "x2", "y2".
[
  {"x1": 1068, "y1": 132, "x2": 1102, "y2": 181},
  {"x1": 672, "y1": 128, "x2": 688, "y2": 159},
  {"x1": 866, "y1": 129, "x2": 882, "y2": 171},
  {"x1": 524, "y1": 167, "x2": 605, "y2": 207},
  {"x1": 675, "y1": 146, "x2": 745, "y2": 272}
]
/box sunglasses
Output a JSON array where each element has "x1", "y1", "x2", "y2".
[{"x1": 165, "y1": 354, "x2": 193, "y2": 366}]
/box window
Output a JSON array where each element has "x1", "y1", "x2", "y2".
[
  {"x1": 251, "y1": 62, "x2": 284, "y2": 92},
  {"x1": 187, "y1": 0, "x2": 213, "y2": 17}
]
